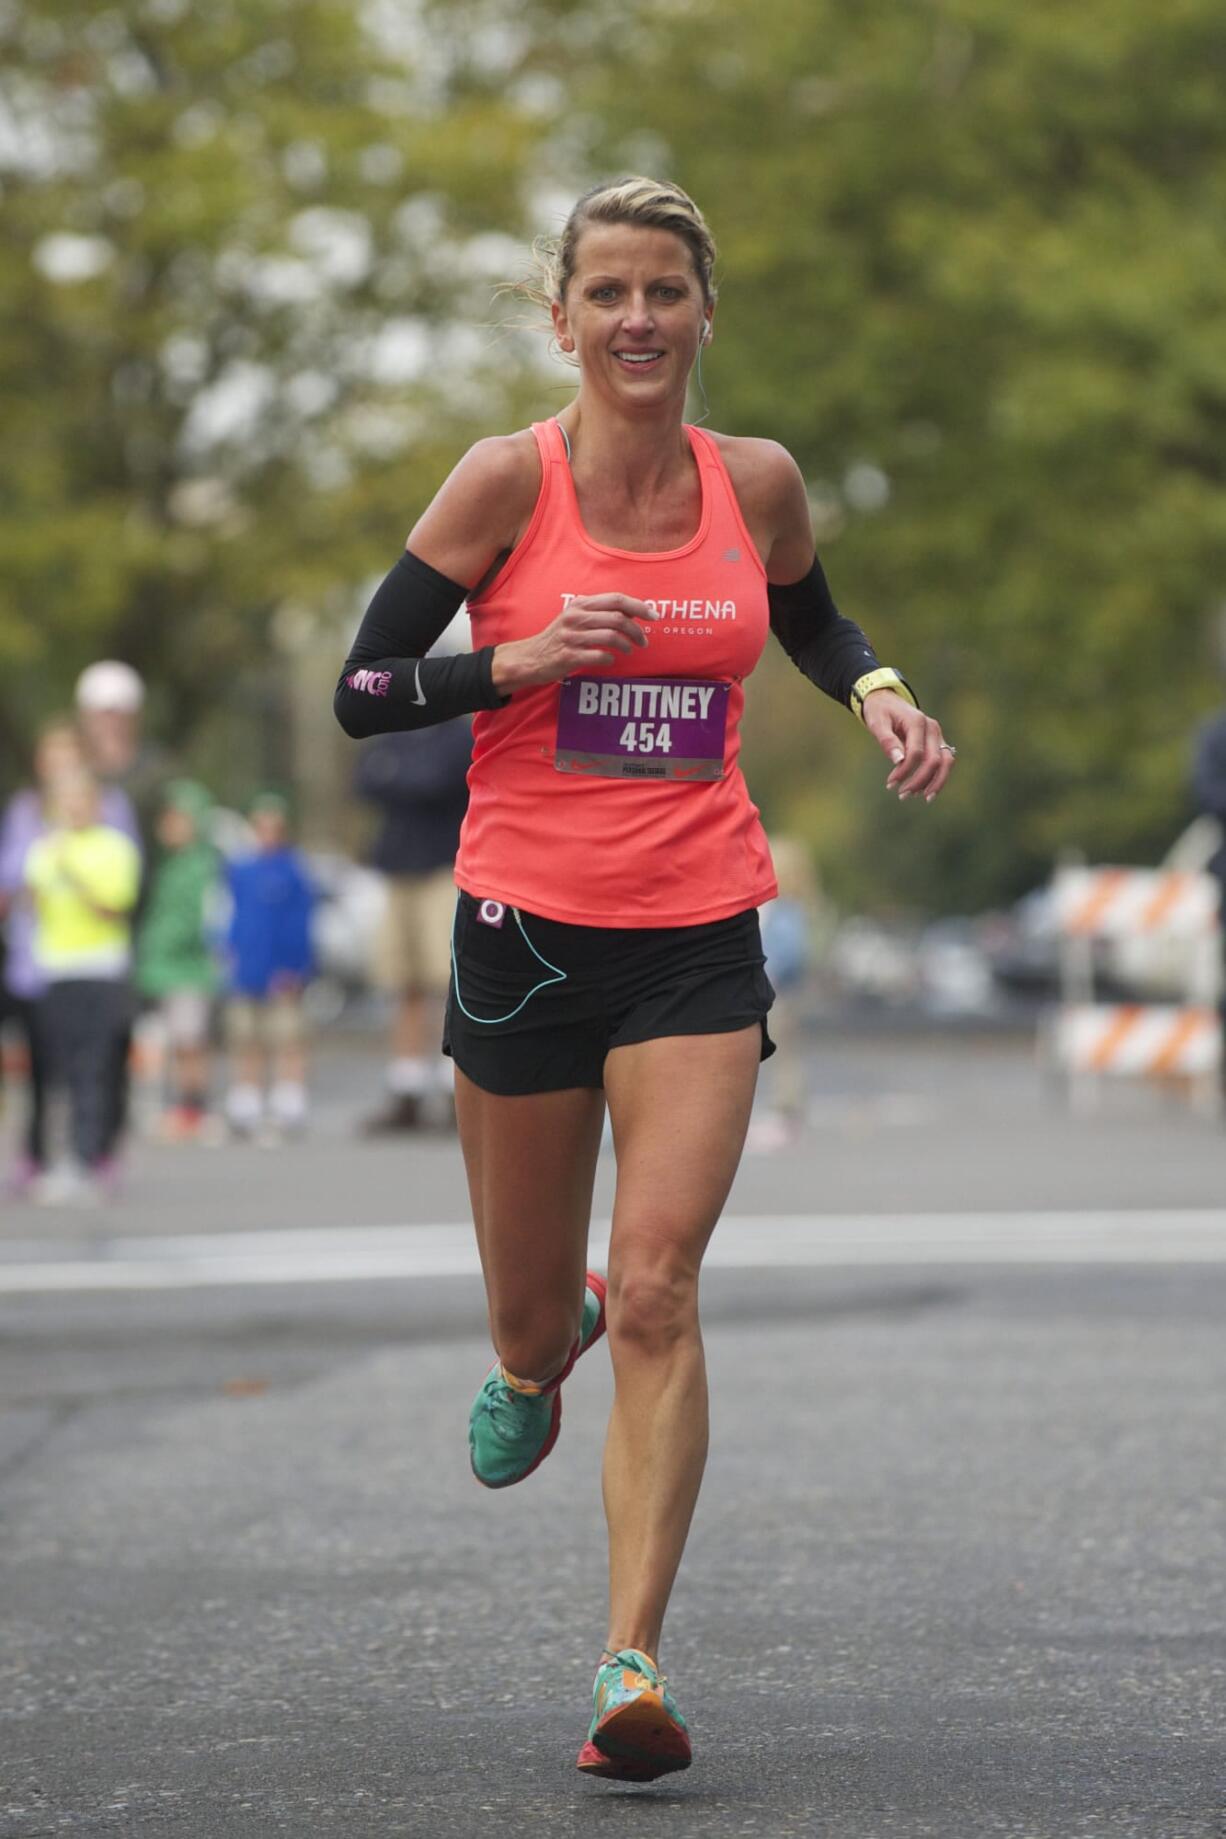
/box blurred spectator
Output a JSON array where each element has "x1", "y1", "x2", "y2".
[
  {"x1": 74, "y1": 660, "x2": 173, "y2": 846},
  {"x1": 354, "y1": 721, "x2": 471, "y2": 1133},
  {"x1": 0, "y1": 877, "x2": 7, "y2": 1116},
  {"x1": 224, "y1": 792, "x2": 316, "y2": 1142},
  {"x1": 23, "y1": 767, "x2": 141, "y2": 1202},
  {"x1": 1191, "y1": 708, "x2": 1226, "y2": 1081},
  {"x1": 75, "y1": 659, "x2": 176, "y2": 1151},
  {"x1": 135, "y1": 780, "x2": 220, "y2": 1142},
  {"x1": 752, "y1": 836, "x2": 824, "y2": 1149},
  {"x1": 0, "y1": 718, "x2": 139, "y2": 1196}
]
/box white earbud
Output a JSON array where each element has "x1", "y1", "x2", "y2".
[{"x1": 701, "y1": 319, "x2": 712, "y2": 344}]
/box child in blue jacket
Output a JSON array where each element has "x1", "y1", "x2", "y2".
[{"x1": 224, "y1": 792, "x2": 315, "y2": 1139}]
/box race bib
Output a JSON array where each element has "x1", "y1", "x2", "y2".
[{"x1": 555, "y1": 677, "x2": 729, "y2": 781}]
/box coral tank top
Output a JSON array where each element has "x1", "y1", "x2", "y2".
[{"x1": 454, "y1": 418, "x2": 778, "y2": 927}]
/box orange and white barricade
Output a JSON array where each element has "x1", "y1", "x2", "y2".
[
  {"x1": 1047, "y1": 863, "x2": 1222, "y2": 1111},
  {"x1": 1051, "y1": 867, "x2": 1219, "y2": 941},
  {"x1": 1052, "y1": 1003, "x2": 1221, "y2": 1078}
]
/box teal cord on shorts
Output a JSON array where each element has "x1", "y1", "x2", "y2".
[{"x1": 451, "y1": 901, "x2": 568, "y2": 1025}]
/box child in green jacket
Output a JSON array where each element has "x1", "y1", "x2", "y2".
[{"x1": 136, "y1": 780, "x2": 219, "y2": 1139}]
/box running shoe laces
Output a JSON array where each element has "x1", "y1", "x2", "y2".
[{"x1": 475, "y1": 1373, "x2": 549, "y2": 1442}]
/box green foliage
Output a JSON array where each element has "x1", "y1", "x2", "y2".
[
  {"x1": 4, "y1": 0, "x2": 1225, "y2": 911},
  {"x1": 0, "y1": 0, "x2": 548, "y2": 780},
  {"x1": 432, "y1": 0, "x2": 1226, "y2": 911}
]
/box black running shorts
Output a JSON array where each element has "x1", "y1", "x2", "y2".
[{"x1": 443, "y1": 891, "x2": 776, "y2": 1096}]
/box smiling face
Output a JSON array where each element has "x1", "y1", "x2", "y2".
[{"x1": 552, "y1": 223, "x2": 711, "y2": 409}]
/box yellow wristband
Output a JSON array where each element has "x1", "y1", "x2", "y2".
[{"x1": 849, "y1": 667, "x2": 918, "y2": 724}]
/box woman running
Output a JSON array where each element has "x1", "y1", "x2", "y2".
[{"x1": 335, "y1": 176, "x2": 955, "y2": 1782}]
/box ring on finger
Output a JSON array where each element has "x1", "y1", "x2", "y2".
[{"x1": 939, "y1": 743, "x2": 957, "y2": 759}]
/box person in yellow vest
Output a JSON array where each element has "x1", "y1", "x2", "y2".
[{"x1": 23, "y1": 768, "x2": 141, "y2": 1201}]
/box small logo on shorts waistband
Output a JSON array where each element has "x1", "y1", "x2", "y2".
[{"x1": 477, "y1": 899, "x2": 506, "y2": 929}]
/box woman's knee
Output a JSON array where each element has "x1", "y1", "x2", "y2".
[{"x1": 607, "y1": 1257, "x2": 700, "y2": 1356}]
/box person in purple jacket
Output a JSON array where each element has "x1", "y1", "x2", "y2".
[
  {"x1": 0, "y1": 717, "x2": 140, "y2": 1194},
  {"x1": 223, "y1": 791, "x2": 316, "y2": 1142}
]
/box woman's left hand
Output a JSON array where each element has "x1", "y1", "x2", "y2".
[{"x1": 862, "y1": 691, "x2": 957, "y2": 804}]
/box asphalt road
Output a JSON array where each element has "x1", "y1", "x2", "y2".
[{"x1": 1, "y1": 1031, "x2": 1224, "y2": 1837}]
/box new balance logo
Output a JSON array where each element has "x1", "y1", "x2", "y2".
[
  {"x1": 347, "y1": 668, "x2": 391, "y2": 698},
  {"x1": 722, "y1": 547, "x2": 741, "y2": 562}
]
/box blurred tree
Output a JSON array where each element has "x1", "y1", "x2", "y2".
[
  {"x1": 429, "y1": 0, "x2": 1226, "y2": 913},
  {"x1": 0, "y1": 0, "x2": 547, "y2": 793},
  {"x1": 5, "y1": 0, "x2": 1225, "y2": 912}
]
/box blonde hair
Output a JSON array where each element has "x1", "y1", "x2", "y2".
[{"x1": 505, "y1": 177, "x2": 717, "y2": 361}]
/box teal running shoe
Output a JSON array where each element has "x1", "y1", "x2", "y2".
[
  {"x1": 576, "y1": 1647, "x2": 692, "y2": 1780},
  {"x1": 469, "y1": 1271, "x2": 606, "y2": 1489}
]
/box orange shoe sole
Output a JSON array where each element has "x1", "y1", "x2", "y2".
[{"x1": 578, "y1": 1687, "x2": 693, "y2": 1780}]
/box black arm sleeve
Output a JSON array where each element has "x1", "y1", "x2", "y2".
[
  {"x1": 333, "y1": 550, "x2": 510, "y2": 739},
  {"x1": 767, "y1": 555, "x2": 882, "y2": 709}
]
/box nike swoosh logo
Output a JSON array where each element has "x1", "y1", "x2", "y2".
[{"x1": 409, "y1": 662, "x2": 426, "y2": 706}]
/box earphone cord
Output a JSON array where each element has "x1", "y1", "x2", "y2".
[{"x1": 691, "y1": 341, "x2": 711, "y2": 426}]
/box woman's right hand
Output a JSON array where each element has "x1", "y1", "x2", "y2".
[{"x1": 491, "y1": 594, "x2": 661, "y2": 693}]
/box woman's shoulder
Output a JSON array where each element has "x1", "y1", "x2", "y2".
[
  {"x1": 705, "y1": 430, "x2": 804, "y2": 496},
  {"x1": 448, "y1": 427, "x2": 542, "y2": 511},
  {"x1": 409, "y1": 428, "x2": 544, "y2": 569},
  {"x1": 703, "y1": 431, "x2": 810, "y2": 556}
]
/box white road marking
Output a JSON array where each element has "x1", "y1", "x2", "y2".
[{"x1": 1, "y1": 1212, "x2": 1225, "y2": 1294}]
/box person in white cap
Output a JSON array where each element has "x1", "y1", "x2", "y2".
[
  {"x1": 75, "y1": 662, "x2": 151, "y2": 815},
  {"x1": 74, "y1": 660, "x2": 173, "y2": 875},
  {"x1": 74, "y1": 660, "x2": 169, "y2": 1153},
  {"x1": 75, "y1": 659, "x2": 145, "y2": 715}
]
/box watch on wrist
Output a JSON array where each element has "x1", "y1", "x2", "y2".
[{"x1": 849, "y1": 667, "x2": 918, "y2": 724}]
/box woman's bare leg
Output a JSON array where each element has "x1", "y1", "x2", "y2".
[
  {"x1": 455, "y1": 1068, "x2": 606, "y2": 1383},
  {"x1": 600, "y1": 1027, "x2": 761, "y2": 1660}
]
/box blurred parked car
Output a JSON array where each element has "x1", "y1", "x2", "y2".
[
  {"x1": 982, "y1": 886, "x2": 1061, "y2": 998},
  {"x1": 827, "y1": 917, "x2": 921, "y2": 1005},
  {"x1": 916, "y1": 918, "x2": 1000, "y2": 1017}
]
